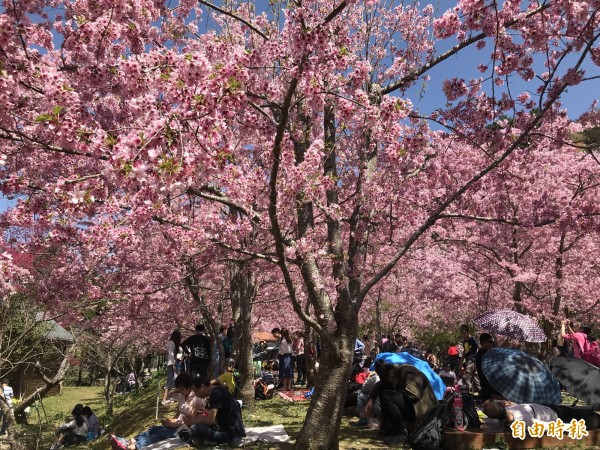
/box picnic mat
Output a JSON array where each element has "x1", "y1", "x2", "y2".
[
  {"x1": 139, "y1": 425, "x2": 290, "y2": 448},
  {"x1": 243, "y1": 424, "x2": 290, "y2": 444},
  {"x1": 142, "y1": 437, "x2": 188, "y2": 449},
  {"x1": 276, "y1": 390, "x2": 310, "y2": 401}
]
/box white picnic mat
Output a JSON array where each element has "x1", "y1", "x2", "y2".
[
  {"x1": 142, "y1": 437, "x2": 189, "y2": 449},
  {"x1": 243, "y1": 424, "x2": 290, "y2": 444},
  {"x1": 133, "y1": 425, "x2": 289, "y2": 449}
]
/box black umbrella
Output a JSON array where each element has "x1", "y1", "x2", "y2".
[
  {"x1": 482, "y1": 348, "x2": 562, "y2": 404},
  {"x1": 551, "y1": 357, "x2": 600, "y2": 408}
]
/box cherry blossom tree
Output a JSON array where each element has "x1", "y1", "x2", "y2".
[{"x1": 1, "y1": 0, "x2": 600, "y2": 448}]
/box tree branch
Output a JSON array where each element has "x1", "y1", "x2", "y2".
[
  {"x1": 197, "y1": 0, "x2": 268, "y2": 40},
  {"x1": 361, "y1": 33, "x2": 596, "y2": 300},
  {"x1": 382, "y1": 3, "x2": 551, "y2": 95}
]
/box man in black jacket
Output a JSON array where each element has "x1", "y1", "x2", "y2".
[{"x1": 181, "y1": 324, "x2": 212, "y2": 379}]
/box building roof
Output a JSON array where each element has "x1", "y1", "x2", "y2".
[
  {"x1": 35, "y1": 312, "x2": 75, "y2": 343},
  {"x1": 253, "y1": 331, "x2": 277, "y2": 343}
]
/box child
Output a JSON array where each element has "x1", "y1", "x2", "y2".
[
  {"x1": 217, "y1": 358, "x2": 237, "y2": 395},
  {"x1": 82, "y1": 406, "x2": 100, "y2": 440},
  {"x1": 1, "y1": 378, "x2": 14, "y2": 435},
  {"x1": 255, "y1": 360, "x2": 278, "y2": 400},
  {"x1": 49, "y1": 404, "x2": 88, "y2": 449},
  {"x1": 261, "y1": 360, "x2": 278, "y2": 388}
]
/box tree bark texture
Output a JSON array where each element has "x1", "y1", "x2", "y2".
[
  {"x1": 230, "y1": 260, "x2": 257, "y2": 409},
  {"x1": 295, "y1": 316, "x2": 357, "y2": 450}
]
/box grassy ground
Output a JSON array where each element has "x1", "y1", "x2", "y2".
[{"x1": 3, "y1": 380, "x2": 597, "y2": 450}]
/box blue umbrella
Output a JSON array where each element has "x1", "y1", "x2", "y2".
[
  {"x1": 482, "y1": 348, "x2": 562, "y2": 405},
  {"x1": 371, "y1": 352, "x2": 445, "y2": 400}
]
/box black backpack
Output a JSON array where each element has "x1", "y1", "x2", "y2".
[
  {"x1": 461, "y1": 392, "x2": 481, "y2": 430},
  {"x1": 408, "y1": 401, "x2": 449, "y2": 450}
]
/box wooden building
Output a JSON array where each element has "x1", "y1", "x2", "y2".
[{"x1": 11, "y1": 314, "x2": 75, "y2": 399}]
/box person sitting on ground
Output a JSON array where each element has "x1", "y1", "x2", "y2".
[
  {"x1": 49, "y1": 404, "x2": 88, "y2": 449},
  {"x1": 109, "y1": 373, "x2": 205, "y2": 450},
  {"x1": 82, "y1": 406, "x2": 100, "y2": 441},
  {"x1": 217, "y1": 358, "x2": 237, "y2": 396},
  {"x1": 351, "y1": 360, "x2": 383, "y2": 427},
  {"x1": 475, "y1": 333, "x2": 503, "y2": 401},
  {"x1": 260, "y1": 360, "x2": 278, "y2": 387},
  {"x1": 365, "y1": 363, "x2": 438, "y2": 445},
  {"x1": 126, "y1": 372, "x2": 136, "y2": 390},
  {"x1": 178, "y1": 376, "x2": 246, "y2": 447},
  {"x1": 483, "y1": 399, "x2": 600, "y2": 429},
  {"x1": 255, "y1": 360, "x2": 278, "y2": 400}
]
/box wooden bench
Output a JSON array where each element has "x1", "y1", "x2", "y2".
[{"x1": 444, "y1": 426, "x2": 600, "y2": 449}]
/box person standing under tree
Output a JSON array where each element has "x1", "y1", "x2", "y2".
[
  {"x1": 181, "y1": 324, "x2": 212, "y2": 379},
  {"x1": 475, "y1": 333, "x2": 502, "y2": 400},
  {"x1": 277, "y1": 329, "x2": 294, "y2": 391},
  {"x1": 459, "y1": 324, "x2": 479, "y2": 393},
  {"x1": 163, "y1": 330, "x2": 181, "y2": 405},
  {"x1": 560, "y1": 319, "x2": 591, "y2": 359},
  {"x1": 1, "y1": 378, "x2": 14, "y2": 436},
  {"x1": 293, "y1": 331, "x2": 306, "y2": 386}
]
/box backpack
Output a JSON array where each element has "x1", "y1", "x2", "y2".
[
  {"x1": 443, "y1": 390, "x2": 481, "y2": 430},
  {"x1": 254, "y1": 380, "x2": 273, "y2": 400},
  {"x1": 408, "y1": 401, "x2": 449, "y2": 450},
  {"x1": 581, "y1": 338, "x2": 600, "y2": 367},
  {"x1": 461, "y1": 392, "x2": 481, "y2": 430}
]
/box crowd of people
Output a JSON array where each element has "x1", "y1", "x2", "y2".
[
  {"x1": 42, "y1": 317, "x2": 598, "y2": 449},
  {"x1": 108, "y1": 371, "x2": 245, "y2": 449},
  {"x1": 339, "y1": 321, "x2": 600, "y2": 445}
]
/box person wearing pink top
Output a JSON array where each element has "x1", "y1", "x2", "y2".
[
  {"x1": 560, "y1": 319, "x2": 591, "y2": 358},
  {"x1": 109, "y1": 373, "x2": 205, "y2": 450}
]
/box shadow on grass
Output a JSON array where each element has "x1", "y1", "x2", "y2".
[{"x1": 16, "y1": 382, "x2": 395, "y2": 449}]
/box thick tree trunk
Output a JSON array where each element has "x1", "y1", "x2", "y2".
[
  {"x1": 304, "y1": 322, "x2": 317, "y2": 388},
  {"x1": 230, "y1": 260, "x2": 257, "y2": 409},
  {"x1": 295, "y1": 316, "x2": 357, "y2": 450},
  {"x1": 237, "y1": 321, "x2": 255, "y2": 408}
]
